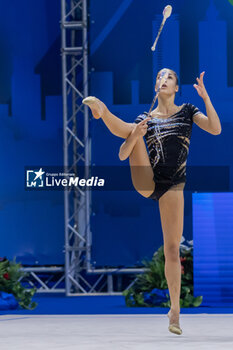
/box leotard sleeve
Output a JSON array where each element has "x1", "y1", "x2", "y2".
[{"x1": 187, "y1": 103, "x2": 203, "y2": 122}]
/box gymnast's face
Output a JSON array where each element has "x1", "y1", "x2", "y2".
[{"x1": 155, "y1": 69, "x2": 179, "y2": 96}]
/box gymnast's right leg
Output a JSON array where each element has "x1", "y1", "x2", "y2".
[
  {"x1": 82, "y1": 96, "x2": 134, "y2": 139},
  {"x1": 83, "y1": 96, "x2": 155, "y2": 197},
  {"x1": 129, "y1": 136, "x2": 155, "y2": 198}
]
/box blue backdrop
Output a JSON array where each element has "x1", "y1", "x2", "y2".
[
  {"x1": 0, "y1": 1, "x2": 64, "y2": 265},
  {"x1": 0, "y1": 0, "x2": 232, "y2": 269},
  {"x1": 89, "y1": 0, "x2": 233, "y2": 267}
]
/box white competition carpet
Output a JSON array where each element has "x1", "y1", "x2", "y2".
[{"x1": 0, "y1": 314, "x2": 233, "y2": 350}]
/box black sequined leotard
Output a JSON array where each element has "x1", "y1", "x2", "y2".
[{"x1": 134, "y1": 103, "x2": 202, "y2": 201}]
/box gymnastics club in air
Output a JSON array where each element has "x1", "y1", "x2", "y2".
[
  {"x1": 149, "y1": 5, "x2": 173, "y2": 112},
  {"x1": 151, "y1": 5, "x2": 172, "y2": 51}
]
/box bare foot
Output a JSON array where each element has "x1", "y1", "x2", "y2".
[
  {"x1": 82, "y1": 96, "x2": 107, "y2": 119},
  {"x1": 167, "y1": 309, "x2": 182, "y2": 335}
]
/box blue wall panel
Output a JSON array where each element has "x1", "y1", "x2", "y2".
[
  {"x1": 0, "y1": 1, "x2": 64, "y2": 265},
  {"x1": 193, "y1": 193, "x2": 233, "y2": 306}
]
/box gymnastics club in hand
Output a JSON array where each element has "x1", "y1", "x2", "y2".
[{"x1": 148, "y1": 68, "x2": 169, "y2": 115}]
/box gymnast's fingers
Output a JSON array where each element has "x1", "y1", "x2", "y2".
[
  {"x1": 139, "y1": 117, "x2": 150, "y2": 125},
  {"x1": 200, "y1": 71, "x2": 205, "y2": 83},
  {"x1": 197, "y1": 76, "x2": 204, "y2": 87},
  {"x1": 140, "y1": 124, "x2": 148, "y2": 130}
]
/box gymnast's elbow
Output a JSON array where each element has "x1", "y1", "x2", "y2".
[
  {"x1": 118, "y1": 144, "x2": 128, "y2": 161},
  {"x1": 118, "y1": 152, "x2": 127, "y2": 161},
  {"x1": 211, "y1": 127, "x2": 222, "y2": 135}
]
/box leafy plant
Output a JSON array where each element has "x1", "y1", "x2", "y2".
[
  {"x1": 0, "y1": 257, "x2": 37, "y2": 310},
  {"x1": 123, "y1": 237, "x2": 203, "y2": 308}
]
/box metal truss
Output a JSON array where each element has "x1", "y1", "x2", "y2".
[
  {"x1": 61, "y1": 0, "x2": 92, "y2": 295},
  {"x1": 20, "y1": 267, "x2": 65, "y2": 293},
  {"x1": 10, "y1": 1, "x2": 148, "y2": 297},
  {"x1": 18, "y1": 0, "x2": 145, "y2": 297},
  {"x1": 19, "y1": 266, "x2": 147, "y2": 294},
  {"x1": 60, "y1": 0, "x2": 148, "y2": 295}
]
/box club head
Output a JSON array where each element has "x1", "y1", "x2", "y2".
[{"x1": 163, "y1": 5, "x2": 172, "y2": 20}]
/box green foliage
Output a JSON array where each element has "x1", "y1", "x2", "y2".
[
  {"x1": 123, "y1": 245, "x2": 203, "y2": 308},
  {"x1": 0, "y1": 257, "x2": 37, "y2": 310}
]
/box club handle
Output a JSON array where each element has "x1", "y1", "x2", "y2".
[{"x1": 151, "y1": 18, "x2": 166, "y2": 51}]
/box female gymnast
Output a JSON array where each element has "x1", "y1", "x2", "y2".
[{"x1": 82, "y1": 68, "x2": 221, "y2": 335}]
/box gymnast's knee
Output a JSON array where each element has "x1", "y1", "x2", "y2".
[
  {"x1": 164, "y1": 244, "x2": 180, "y2": 261},
  {"x1": 135, "y1": 188, "x2": 155, "y2": 198}
]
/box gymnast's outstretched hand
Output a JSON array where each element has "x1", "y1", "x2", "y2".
[{"x1": 193, "y1": 71, "x2": 209, "y2": 102}]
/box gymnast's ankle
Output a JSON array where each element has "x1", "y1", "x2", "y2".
[{"x1": 170, "y1": 307, "x2": 180, "y2": 315}]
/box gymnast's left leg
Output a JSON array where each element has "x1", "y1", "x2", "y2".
[{"x1": 158, "y1": 183, "x2": 185, "y2": 334}]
